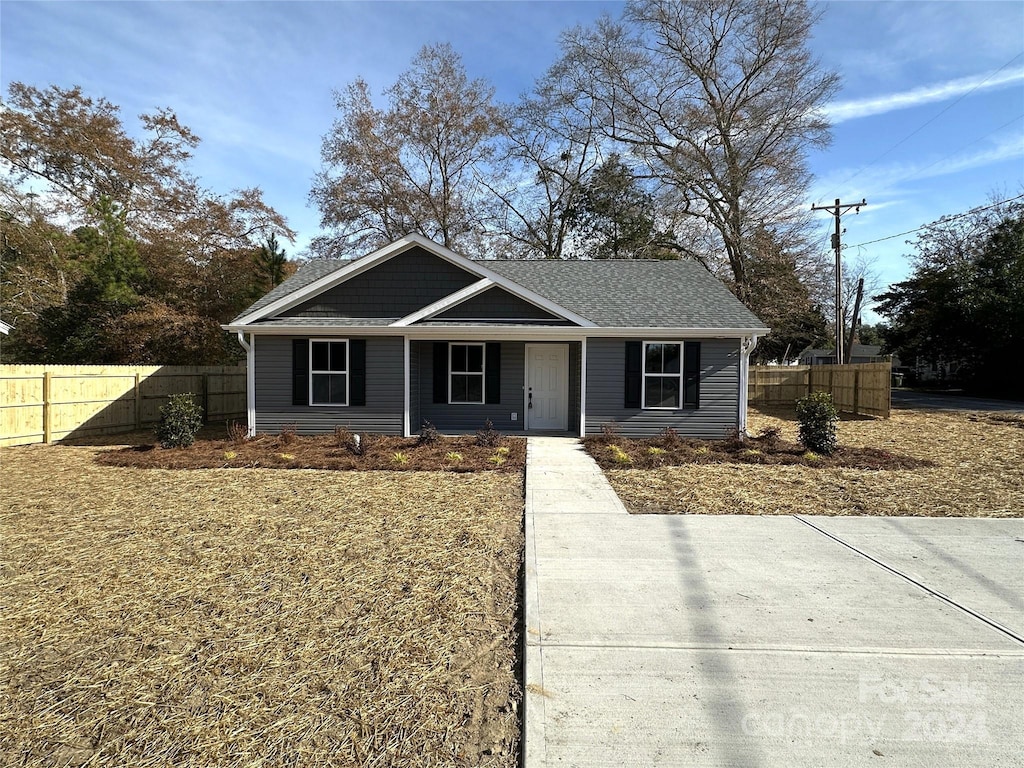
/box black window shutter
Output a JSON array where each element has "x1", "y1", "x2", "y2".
[
  {"x1": 349, "y1": 339, "x2": 366, "y2": 406},
  {"x1": 624, "y1": 341, "x2": 642, "y2": 408},
  {"x1": 292, "y1": 339, "x2": 309, "y2": 406},
  {"x1": 684, "y1": 342, "x2": 701, "y2": 408},
  {"x1": 485, "y1": 343, "x2": 501, "y2": 405},
  {"x1": 432, "y1": 342, "x2": 448, "y2": 404}
]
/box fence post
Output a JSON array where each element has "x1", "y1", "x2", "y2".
[
  {"x1": 807, "y1": 368, "x2": 813, "y2": 396},
  {"x1": 134, "y1": 373, "x2": 142, "y2": 430},
  {"x1": 202, "y1": 373, "x2": 210, "y2": 424},
  {"x1": 42, "y1": 372, "x2": 52, "y2": 444},
  {"x1": 853, "y1": 370, "x2": 860, "y2": 415}
]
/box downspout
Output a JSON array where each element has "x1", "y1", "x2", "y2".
[
  {"x1": 236, "y1": 331, "x2": 256, "y2": 437},
  {"x1": 738, "y1": 334, "x2": 759, "y2": 436}
]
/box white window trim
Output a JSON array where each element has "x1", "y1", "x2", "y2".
[
  {"x1": 641, "y1": 340, "x2": 685, "y2": 410},
  {"x1": 448, "y1": 342, "x2": 485, "y2": 405},
  {"x1": 309, "y1": 338, "x2": 350, "y2": 407}
]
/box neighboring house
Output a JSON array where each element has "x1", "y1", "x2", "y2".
[
  {"x1": 225, "y1": 234, "x2": 769, "y2": 438},
  {"x1": 798, "y1": 344, "x2": 894, "y2": 366}
]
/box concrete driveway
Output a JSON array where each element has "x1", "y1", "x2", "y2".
[{"x1": 524, "y1": 438, "x2": 1024, "y2": 767}]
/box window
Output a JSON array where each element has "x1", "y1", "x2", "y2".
[
  {"x1": 310, "y1": 339, "x2": 348, "y2": 405},
  {"x1": 642, "y1": 342, "x2": 682, "y2": 409},
  {"x1": 449, "y1": 343, "x2": 485, "y2": 404}
]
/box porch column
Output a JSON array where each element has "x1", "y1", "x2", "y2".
[
  {"x1": 403, "y1": 335, "x2": 411, "y2": 437},
  {"x1": 579, "y1": 337, "x2": 587, "y2": 437}
]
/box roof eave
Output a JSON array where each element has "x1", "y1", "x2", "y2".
[{"x1": 223, "y1": 323, "x2": 769, "y2": 338}]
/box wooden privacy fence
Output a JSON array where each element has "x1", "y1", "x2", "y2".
[
  {"x1": 748, "y1": 361, "x2": 892, "y2": 417},
  {"x1": 0, "y1": 365, "x2": 246, "y2": 446}
]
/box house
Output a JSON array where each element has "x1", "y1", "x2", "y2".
[
  {"x1": 224, "y1": 234, "x2": 769, "y2": 438},
  {"x1": 798, "y1": 344, "x2": 892, "y2": 366}
]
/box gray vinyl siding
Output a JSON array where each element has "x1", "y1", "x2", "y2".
[
  {"x1": 409, "y1": 341, "x2": 420, "y2": 437},
  {"x1": 585, "y1": 337, "x2": 740, "y2": 438},
  {"x1": 254, "y1": 335, "x2": 404, "y2": 435},
  {"x1": 414, "y1": 341, "x2": 527, "y2": 433},
  {"x1": 433, "y1": 286, "x2": 565, "y2": 322},
  {"x1": 282, "y1": 247, "x2": 478, "y2": 318},
  {"x1": 569, "y1": 342, "x2": 581, "y2": 435},
  {"x1": 412, "y1": 340, "x2": 582, "y2": 434}
]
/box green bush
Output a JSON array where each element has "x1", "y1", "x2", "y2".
[
  {"x1": 155, "y1": 393, "x2": 203, "y2": 448},
  {"x1": 795, "y1": 392, "x2": 839, "y2": 455}
]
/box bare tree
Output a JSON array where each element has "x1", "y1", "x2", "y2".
[
  {"x1": 552, "y1": 0, "x2": 840, "y2": 300},
  {"x1": 311, "y1": 43, "x2": 503, "y2": 257},
  {"x1": 488, "y1": 68, "x2": 606, "y2": 259}
]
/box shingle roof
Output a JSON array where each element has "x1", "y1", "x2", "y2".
[
  {"x1": 234, "y1": 255, "x2": 767, "y2": 331},
  {"x1": 233, "y1": 260, "x2": 345, "y2": 322},
  {"x1": 484, "y1": 259, "x2": 765, "y2": 329}
]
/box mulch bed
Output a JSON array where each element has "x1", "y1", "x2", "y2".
[
  {"x1": 582, "y1": 428, "x2": 931, "y2": 471},
  {"x1": 595, "y1": 407, "x2": 1024, "y2": 517},
  {"x1": 1, "y1": 444, "x2": 523, "y2": 767},
  {"x1": 96, "y1": 432, "x2": 525, "y2": 473}
]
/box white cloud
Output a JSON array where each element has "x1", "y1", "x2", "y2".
[
  {"x1": 825, "y1": 67, "x2": 1024, "y2": 124},
  {"x1": 810, "y1": 132, "x2": 1024, "y2": 206}
]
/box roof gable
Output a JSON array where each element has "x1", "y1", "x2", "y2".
[{"x1": 234, "y1": 234, "x2": 594, "y2": 328}]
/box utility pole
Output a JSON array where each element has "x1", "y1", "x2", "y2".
[{"x1": 811, "y1": 197, "x2": 866, "y2": 364}]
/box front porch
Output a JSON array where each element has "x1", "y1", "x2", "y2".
[{"x1": 407, "y1": 340, "x2": 583, "y2": 437}]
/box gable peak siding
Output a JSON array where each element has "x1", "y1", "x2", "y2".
[
  {"x1": 282, "y1": 247, "x2": 479, "y2": 319},
  {"x1": 431, "y1": 286, "x2": 566, "y2": 322}
]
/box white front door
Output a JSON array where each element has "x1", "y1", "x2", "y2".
[{"x1": 525, "y1": 344, "x2": 569, "y2": 431}]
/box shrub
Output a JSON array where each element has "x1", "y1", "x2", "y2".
[
  {"x1": 755, "y1": 426, "x2": 782, "y2": 452},
  {"x1": 600, "y1": 422, "x2": 619, "y2": 441},
  {"x1": 226, "y1": 420, "x2": 248, "y2": 444},
  {"x1": 796, "y1": 392, "x2": 839, "y2": 455},
  {"x1": 154, "y1": 393, "x2": 203, "y2": 449},
  {"x1": 334, "y1": 425, "x2": 353, "y2": 449},
  {"x1": 278, "y1": 423, "x2": 298, "y2": 446},
  {"x1": 475, "y1": 419, "x2": 501, "y2": 448},
  {"x1": 721, "y1": 427, "x2": 746, "y2": 451},
  {"x1": 658, "y1": 427, "x2": 681, "y2": 447},
  {"x1": 607, "y1": 444, "x2": 632, "y2": 465},
  {"x1": 647, "y1": 446, "x2": 666, "y2": 455},
  {"x1": 488, "y1": 453, "x2": 506, "y2": 466},
  {"x1": 445, "y1": 451, "x2": 463, "y2": 465},
  {"x1": 419, "y1": 420, "x2": 440, "y2": 445},
  {"x1": 392, "y1": 451, "x2": 409, "y2": 465}
]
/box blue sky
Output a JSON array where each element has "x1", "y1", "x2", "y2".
[{"x1": 2, "y1": 1, "x2": 1022, "y2": 320}]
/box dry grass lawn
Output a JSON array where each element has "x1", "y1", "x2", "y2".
[
  {"x1": 605, "y1": 407, "x2": 1024, "y2": 517},
  {"x1": 0, "y1": 443, "x2": 523, "y2": 767}
]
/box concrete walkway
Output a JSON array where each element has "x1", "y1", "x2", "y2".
[{"x1": 523, "y1": 437, "x2": 1024, "y2": 767}]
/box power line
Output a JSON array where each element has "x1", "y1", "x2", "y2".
[
  {"x1": 899, "y1": 111, "x2": 1024, "y2": 184},
  {"x1": 817, "y1": 51, "x2": 1024, "y2": 202},
  {"x1": 846, "y1": 192, "x2": 1024, "y2": 248}
]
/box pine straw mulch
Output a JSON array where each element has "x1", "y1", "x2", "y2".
[
  {"x1": 595, "y1": 407, "x2": 1024, "y2": 517},
  {"x1": 94, "y1": 431, "x2": 525, "y2": 474},
  {"x1": 0, "y1": 443, "x2": 524, "y2": 767}
]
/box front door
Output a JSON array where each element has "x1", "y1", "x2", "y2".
[{"x1": 525, "y1": 344, "x2": 569, "y2": 431}]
